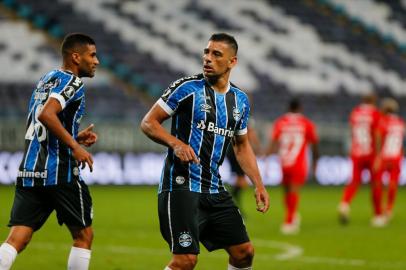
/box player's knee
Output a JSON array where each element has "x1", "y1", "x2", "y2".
[
  {"x1": 230, "y1": 243, "x2": 254, "y2": 266},
  {"x1": 170, "y1": 254, "x2": 198, "y2": 270},
  {"x1": 71, "y1": 227, "x2": 93, "y2": 249}
]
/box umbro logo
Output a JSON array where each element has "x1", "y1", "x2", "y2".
[{"x1": 200, "y1": 103, "x2": 211, "y2": 112}]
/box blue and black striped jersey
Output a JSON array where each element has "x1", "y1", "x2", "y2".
[
  {"x1": 17, "y1": 69, "x2": 85, "y2": 187},
  {"x1": 157, "y1": 74, "x2": 250, "y2": 194}
]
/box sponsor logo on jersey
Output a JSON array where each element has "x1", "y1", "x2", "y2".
[
  {"x1": 179, "y1": 232, "x2": 192, "y2": 247},
  {"x1": 34, "y1": 92, "x2": 48, "y2": 101},
  {"x1": 175, "y1": 176, "x2": 185, "y2": 185},
  {"x1": 200, "y1": 103, "x2": 211, "y2": 112},
  {"x1": 18, "y1": 170, "x2": 47, "y2": 179},
  {"x1": 196, "y1": 120, "x2": 234, "y2": 137}
]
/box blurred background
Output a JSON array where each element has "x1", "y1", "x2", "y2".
[{"x1": 0, "y1": 0, "x2": 406, "y2": 186}]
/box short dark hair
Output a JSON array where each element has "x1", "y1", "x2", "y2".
[
  {"x1": 209, "y1": 33, "x2": 238, "y2": 55},
  {"x1": 61, "y1": 33, "x2": 95, "y2": 57},
  {"x1": 289, "y1": 98, "x2": 301, "y2": 112}
]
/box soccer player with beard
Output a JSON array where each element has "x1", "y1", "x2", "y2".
[
  {"x1": 0, "y1": 33, "x2": 98, "y2": 270},
  {"x1": 141, "y1": 33, "x2": 269, "y2": 270}
]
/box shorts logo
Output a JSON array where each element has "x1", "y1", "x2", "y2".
[
  {"x1": 64, "y1": 86, "x2": 75, "y2": 98},
  {"x1": 175, "y1": 176, "x2": 185, "y2": 185},
  {"x1": 73, "y1": 167, "x2": 79, "y2": 176},
  {"x1": 179, "y1": 232, "x2": 192, "y2": 247}
]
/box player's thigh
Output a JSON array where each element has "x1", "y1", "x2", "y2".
[
  {"x1": 199, "y1": 192, "x2": 249, "y2": 252},
  {"x1": 9, "y1": 186, "x2": 53, "y2": 231},
  {"x1": 51, "y1": 180, "x2": 93, "y2": 228},
  {"x1": 351, "y1": 158, "x2": 365, "y2": 183},
  {"x1": 282, "y1": 170, "x2": 306, "y2": 188},
  {"x1": 158, "y1": 191, "x2": 200, "y2": 254}
]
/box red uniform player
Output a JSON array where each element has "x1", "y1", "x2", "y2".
[
  {"x1": 373, "y1": 98, "x2": 405, "y2": 226},
  {"x1": 267, "y1": 99, "x2": 319, "y2": 234},
  {"x1": 338, "y1": 94, "x2": 380, "y2": 224}
]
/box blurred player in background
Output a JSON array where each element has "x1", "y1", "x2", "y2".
[
  {"x1": 0, "y1": 33, "x2": 98, "y2": 270},
  {"x1": 338, "y1": 93, "x2": 380, "y2": 225},
  {"x1": 141, "y1": 33, "x2": 269, "y2": 270},
  {"x1": 372, "y1": 98, "x2": 405, "y2": 226},
  {"x1": 226, "y1": 123, "x2": 261, "y2": 213},
  {"x1": 266, "y1": 98, "x2": 319, "y2": 234}
]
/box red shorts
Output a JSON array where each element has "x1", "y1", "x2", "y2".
[
  {"x1": 375, "y1": 159, "x2": 401, "y2": 184},
  {"x1": 281, "y1": 168, "x2": 307, "y2": 186},
  {"x1": 351, "y1": 156, "x2": 374, "y2": 183}
]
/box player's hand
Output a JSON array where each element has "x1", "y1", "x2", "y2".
[
  {"x1": 77, "y1": 124, "x2": 98, "y2": 147},
  {"x1": 173, "y1": 141, "x2": 200, "y2": 164},
  {"x1": 72, "y1": 145, "x2": 94, "y2": 172},
  {"x1": 254, "y1": 186, "x2": 270, "y2": 213}
]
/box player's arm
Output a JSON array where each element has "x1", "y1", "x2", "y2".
[
  {"x1": 233, "y1": 134, "x2": 270, "y2": 213},
  {"x1": 38, "y1": 98, "x2": 93, "y2": 171},
  {"x1": 140, "y1": 103, "x2": 199, "y2": 163}
]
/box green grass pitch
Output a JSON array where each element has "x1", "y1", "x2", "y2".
[{"x1": 0, "y1": 185, "x2": 405, "y2": 269}]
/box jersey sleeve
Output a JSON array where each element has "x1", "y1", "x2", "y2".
[
  {"x1": 157, "y1": 77, "x2": 197, "y2": 116},
  {"x1": 49, "y1": 73, "x2": 84, "y2": 110},
  {"x1": 235, "y1": 96, "x2": 250, "y2": 136}
]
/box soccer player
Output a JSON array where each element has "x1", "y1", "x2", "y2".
[
  {"x1": 0, "y1": 33, "x2": 99, "y2": 270},
  {"x1": 265, "y1": 99, "x2": 319, "y2": 234},
  {"x1": 338, "y1": 94, "x2": 380, "y2": 224},
  {"x1": 373, "y1": 98, "x2": 405, "y2": 225},
  {"x1": 141, "y1": 33, "x2": 269, "y2": 270}
]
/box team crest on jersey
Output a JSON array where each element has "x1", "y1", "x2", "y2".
[
  {"x1": 233, "y1": 107, "x2": 241, "y2": 121},
  {"x1": 179, "y1": 232, "x2": 192, "y2": 247},
  {"x1": 200, "y1": 103, "x2": 211, "y2": 112}
]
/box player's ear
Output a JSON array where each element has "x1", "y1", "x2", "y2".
[
  {"x1": 229, "y1": 55, "x2": 237, "y2": 68},
  {"x1": 71, "y1": 52, "x2": 81, "y2": 65}
]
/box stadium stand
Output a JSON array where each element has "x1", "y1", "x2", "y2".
[{"x1": 0, "y1": 0, "x2": 406, "y2": 147}]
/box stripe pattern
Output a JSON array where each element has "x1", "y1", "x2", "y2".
[
  {"x1": 158, "y1": 74, "x2": 250, "y2": 194},
  {"x1": 17, "y1": 70, "x2": 86, "y2": 187}
]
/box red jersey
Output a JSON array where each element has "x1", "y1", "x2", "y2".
[
  {"x1": 377, "y1": 114, "x2": 405, "y2": 162},
  {"x1": 350, "y1": 104, "x2": 380, "y2": 158},
  {"x1": 272, "y1": 113, "x2": 318, "y2": 172}
]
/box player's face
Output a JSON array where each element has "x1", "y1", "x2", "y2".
[
  {"x1": 77, "y1": 44, "x2": 99, "y2": 78},
  {"x1": 203, "y1": 41, "x2": 237, "y2": 79}
]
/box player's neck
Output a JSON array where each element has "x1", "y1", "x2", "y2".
[
  {"x1": 205, "y1": 75, "x2": 230, "y2": 94},
  {"x1": 61, "y1": 64, "x2": 79, "y2": 77}
]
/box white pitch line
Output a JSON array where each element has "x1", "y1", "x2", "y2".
[
  {"x1": 252, "y1": 238, "x2": 303, "y2": 260},
  {"x1": 30, "y1": 241, "x2": 406, "y2": 269}
]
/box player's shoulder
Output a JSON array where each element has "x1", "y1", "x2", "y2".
[
  {"x1": 229, "y1": 83, "x2": 249, "y2": 103},
  {"x1": 168, "y1": 74, "x2": 204, "y2": 90}
]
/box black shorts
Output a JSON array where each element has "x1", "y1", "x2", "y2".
[
  {"x1": 226, "y1": 146, "x2": 245, "y2": 176},
  {"x1": 9, "y1": 180, "x2": 93, "y2": 231},
  {"x1": 158, "y1": 190, "x2": 249, "y2": 254}
]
